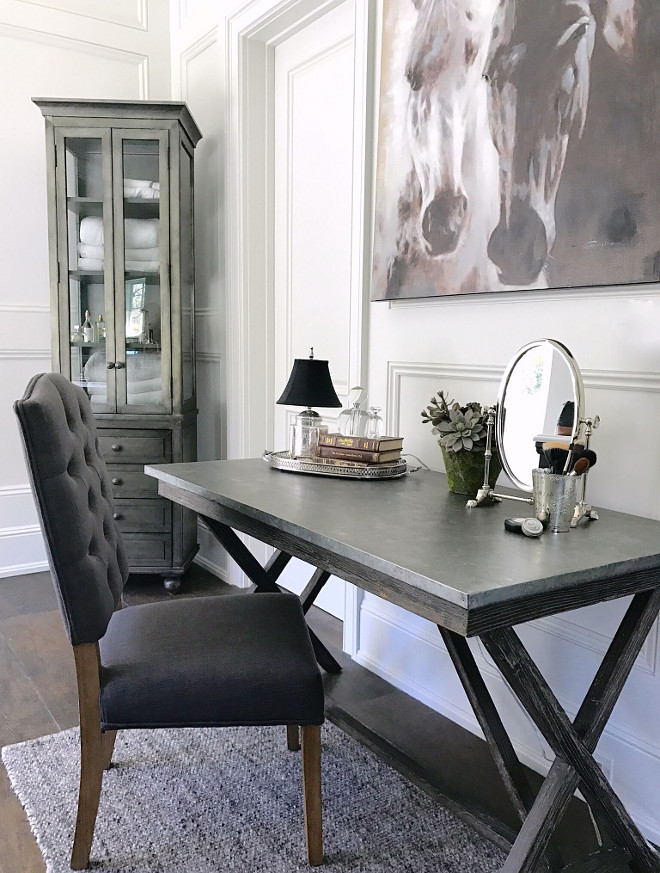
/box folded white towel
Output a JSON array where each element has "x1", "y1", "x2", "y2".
[
  {"x1": 78, "y1": 244, "x2": 159, "y2": 262},
  {"x1": 79, "y1": 216, "x2": 104, "y2": 247},
  {"x1": 124, "y1": 178, "x2": 153, "y2": 188},
  {"x1": 79, "y1": 217, "x2": 159, "y2": 248},
  {"x1": 124, "y1": 186, "x2": 160, "y2": 200},
  {"x1": 125, "y1": 260, "x2": 159, "y2": 272},
  {"x1": 78, "y1": 257, "x2": 159, "y2": 272},
  {"x1": 126, "y1": 218, "x2": 159, "y2": 248},
  {"x1": 78, "y1": 257, "x2": 104, "y2": 271},
  {"x1": 125, "y1": 247, "x2": 159, "y2": 261},
  {"x1": 78, "y1": 243, "x2": 104, "y2": 260}
]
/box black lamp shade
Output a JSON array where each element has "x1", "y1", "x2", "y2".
[{"x1": 276, "y1": 358, "x2": 341, "y2": 408}]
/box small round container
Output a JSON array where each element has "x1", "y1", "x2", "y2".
[{"x1": 532, "y1": 469, "x2": 580, "y2": 532}]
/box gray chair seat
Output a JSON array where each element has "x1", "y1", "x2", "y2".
[{"x1": 100, "y1": 593, "x2": 324, "y2": 730}]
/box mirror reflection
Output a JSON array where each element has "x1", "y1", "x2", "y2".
[{"x1": 497, "y1": 340, "x2": 584, "y2": 492}]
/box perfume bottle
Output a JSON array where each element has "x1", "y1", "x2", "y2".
[
  {"x1": 366, "y1": 406, "x2": 383, "y2": 440},
  {"x1": 337, "y1": 387, "x2": 369, "y2": 436},
  {"x1": 82, "y1": 310, "x2": 94, "y2": 343}
]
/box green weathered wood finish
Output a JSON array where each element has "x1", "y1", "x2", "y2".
[{"x1": 34, "y1": 98, "x2": 201, "y2": 580}]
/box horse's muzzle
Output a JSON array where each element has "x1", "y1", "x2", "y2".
[
  {"x1": 422, "y1": 191, "x2": 468, "y2": 257},
  {"x1": 488, "y1": 199, "x2": 548, "y2": 285}
]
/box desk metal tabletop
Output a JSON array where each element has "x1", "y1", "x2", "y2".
[{"x1": 146, "y1": 458, "x2": 660, "y2": 635}]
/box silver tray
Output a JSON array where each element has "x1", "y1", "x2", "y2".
[{"x1": 263, "y1": 450, "x2": 408, "y2": 479}]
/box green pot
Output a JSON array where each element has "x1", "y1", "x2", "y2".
[{"x1": 440, "y1": 444, "x2": 502, "y2": 497}]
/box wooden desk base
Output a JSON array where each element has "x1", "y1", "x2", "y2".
[{"x1": 194, "y1": 512, "x2": 660, "y2": 873}]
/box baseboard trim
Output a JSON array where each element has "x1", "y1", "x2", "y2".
[
  {"x1": 193, "y1": 553, "x2": 232, "y2": 583},
  {"x1": 0, "y1": 560, "x2": 49, "y2": 579}
]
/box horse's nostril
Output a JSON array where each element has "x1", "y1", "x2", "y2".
[
  {"x1": 422, "y1": 191, "x2": 468, "y2": 256},
  {"x1": 487, "y1": 200, "x2": 548, "y2": 285}
]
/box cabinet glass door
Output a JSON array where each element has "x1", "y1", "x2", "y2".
[
  {"x1": 56, "y1": 130, "x2": 115, "y2": 412},
  {"x1": 113, "y1": 131, "x2": 170, "y2": 414}
]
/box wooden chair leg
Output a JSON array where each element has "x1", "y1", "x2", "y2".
[
  {"x1": 287, "y1": 724, "x2": 300, "y2": 751},
  {"x1": 71, "y1": 643, "x2": 105, "y2": 870},
  {"x1": 301, "y1": 725, "x2": 323, "y2": 866},
  {"x1": 101, "y1": 730, "x2": 117, "y2": 770}
]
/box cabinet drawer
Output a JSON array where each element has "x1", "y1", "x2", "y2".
[
  {"x1": 98, "y1": 430, "x2": 171, "y2": 464},
  {"x1": 113, "y1": 499, "x2": 171, "y2": 533},
  {"x1": 109, "y1": 468, "x2": 159, "y2": 498},
  {"x1": 121, "y1": 534, "x2": 172, "y2": 568}
]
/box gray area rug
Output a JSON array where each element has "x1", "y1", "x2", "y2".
[{"x1": 3, "y1": 722, "x2": 505, "y2": 872}]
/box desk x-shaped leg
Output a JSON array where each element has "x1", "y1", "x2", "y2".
[
  {"x1": 201, "y1": 515, "x2": 341, "y2": 674},
  {"x1": 454, "y1": 587, "x2": 660, "y2": 873}
]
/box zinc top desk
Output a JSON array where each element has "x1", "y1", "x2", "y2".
[{"x1": 145, "y1": 458, "x2": 660, "y2": 873}]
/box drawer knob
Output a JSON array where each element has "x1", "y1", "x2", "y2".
[
  {"x1": 113, "y1": 512, "x2": 122, "y2": 520},
  {"x1": 106, "y1": 362, "x2": 115, "y2": 370},
  {"x1": 115, "y1": 361, "x2": 125, "y2": 370},
  {"x1": 111, "y1": 477, "x2": 122, "y2": 486},
  {"x1": 111, "y1": 444, "x2": 122, "y2": 452}
]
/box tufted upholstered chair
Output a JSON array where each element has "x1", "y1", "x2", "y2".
[{"x1": 14, "y1": 373, "x2": 325, "y2": 869}]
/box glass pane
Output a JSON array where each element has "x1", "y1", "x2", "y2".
[
  {"x1": 64, "y1": 137, "x2": 109, "y2": 408},
  {"x1": 121, "y1": 139, "x2": 164, "y2": 409},
  {"x1": 180, "y1": 146, "x2": 194, "y2": 402}
]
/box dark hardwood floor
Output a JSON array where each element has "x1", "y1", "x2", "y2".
[{"x1": 0, "y1": 566, "x2": 612, "y2": 873}]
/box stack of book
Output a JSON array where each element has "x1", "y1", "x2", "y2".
[{"x1": 316, "y1": 433, "x2": 404, "y2": 466}]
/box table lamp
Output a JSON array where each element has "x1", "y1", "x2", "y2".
[{"x1": 277, "y1": 348, "x2": 341, "y2": 458}]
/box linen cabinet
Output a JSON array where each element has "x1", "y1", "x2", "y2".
[{"x1": 34, "y1": 99, "x2": 202, "y2": 591}]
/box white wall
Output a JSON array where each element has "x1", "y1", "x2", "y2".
[{"x1": 0, "y1": 0, "x2": 171, "y2": 577}]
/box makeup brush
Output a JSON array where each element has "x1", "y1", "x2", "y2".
[
  {"x1": 570, "y1": 447, "x2": 597, "y2": 470},
  {"x1": 568, "y1": 456, "x2": 590, "y2": 477},
  {"x1": 541, "y1": 441, "x2": 570, "y2": 475}
]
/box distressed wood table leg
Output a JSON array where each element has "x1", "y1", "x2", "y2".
[
  {"x1": 201, "y1": 515, "x2": 342, "y2": 674},
  {"x1": 482, "y1": 588, "x2": 660, "y2": 873},
  {"x1": 439, "y1": 628, "x2": 564, "y2": 871},
  {"x1": 300, "y1": 569, "x2": 331, "y2": 614}
]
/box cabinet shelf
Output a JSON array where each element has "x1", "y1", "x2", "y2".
[
  {"x1": 69, "y1": 270, "x2": 159, "y2": 282},
  {"x1": 67, "y1": 197, "x2": 103, "y2": 216},
  {"x1": 67, "y1": 197, "x2": 159, "y2": 219}
]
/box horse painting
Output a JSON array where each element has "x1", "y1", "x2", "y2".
[{"x1": 372, "y1": 0, "x2": 660, "y2": 300}]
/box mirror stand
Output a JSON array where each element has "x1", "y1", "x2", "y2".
[
  {"x1": 570, "y1": 415, "x2": 600, "y2": 527},
  {"x1": 466, "y1": 408, "x2": 534, "y2": 509}
]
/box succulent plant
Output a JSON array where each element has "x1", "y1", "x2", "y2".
[
  {"x1": 421, "y1": 390, "x2": 490, "y2": 453},
  {"x1": 435, "y1": 406, "x2": 486, "y2": 452}
]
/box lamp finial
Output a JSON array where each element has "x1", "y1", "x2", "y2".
[{"x1": 309, "y1": 347, "x2": 314, "y2": 359}]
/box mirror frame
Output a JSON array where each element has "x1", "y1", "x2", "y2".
[{"x1": 496, "y1": 338, "x2": 585, "y2": 493}]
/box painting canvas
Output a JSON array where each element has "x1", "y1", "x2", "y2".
[{"x1": 371, "y1": 0, "x2": 660, "y2": 300}]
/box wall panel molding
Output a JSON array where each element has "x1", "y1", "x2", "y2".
[
  {"x1": 180, "y1": 25, "x2": 218, "y2": 99},
  {"x1": 0, "y1": 350, "x2": 50, "y2": 360},
  {"x1": 0, "y1": 23, "x2": 150, "y2": 98},
  {"x1": 387, "y1": 362, "x2": 660, "y2": 430},
  {"x1": 16, "y1": 0, "x2": 148, "y2": 30},
  {"x1": 0, "y1": 304, "x2": 50, "y2": 313},
  {"x1": 196, "y1": 351, "x2": 223, "y2": 363},
  {"x1": 282, "y1": 32, "x2": 354, "y2": 396}
]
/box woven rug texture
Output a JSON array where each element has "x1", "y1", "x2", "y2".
[{"x1": 2, "y1": 721, "x2": 505, "y2": 872}]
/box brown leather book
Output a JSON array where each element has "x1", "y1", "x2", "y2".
[
  {"x1": 317, "y1": 445, "x2": 402, "y2": 464},
  {"x1": 318, "y1": 433, "x2": 403, "y2": 452}
]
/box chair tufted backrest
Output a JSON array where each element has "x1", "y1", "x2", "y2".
[{"x1": 14, "y1": 373, "x2": 128, "y2": 645}]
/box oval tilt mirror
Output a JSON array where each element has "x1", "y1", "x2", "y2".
[{"x1": 497, "y1": 339, "x2": 585, "y2": 492}]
